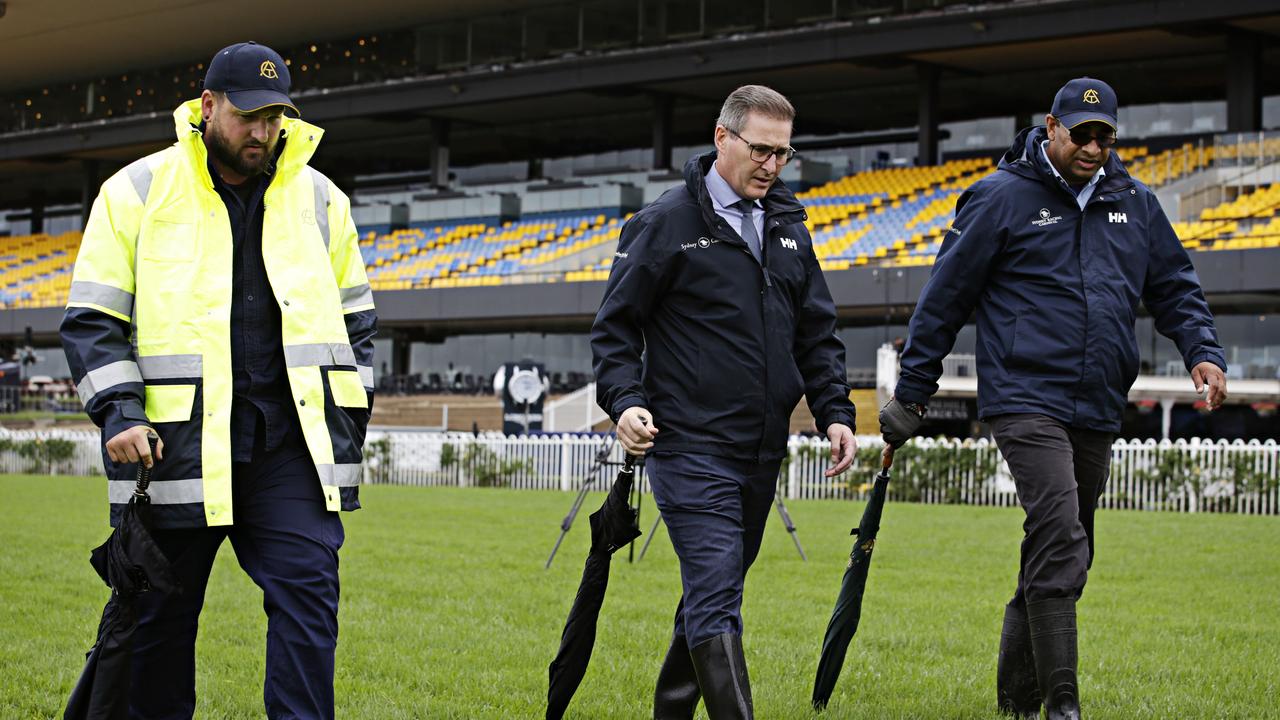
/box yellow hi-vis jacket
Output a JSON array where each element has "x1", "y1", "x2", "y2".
[{"x1": 61, "y1": 99, "x2": 377, "y2": 529}]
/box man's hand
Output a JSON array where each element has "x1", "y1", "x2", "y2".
[
  {"x1": 1191, "y1": 361, "x2": 1228, "y2": 410},
  {"x1": 105, "y1": 425, "x2": 163, "y2": 468},
  {"x1": 825, "y1": 423, "x2": 857, "y2": 478},
  {"x1": 617, "y1": 406, "x2": 658, "y2": 456},
  {"x1": 879, "y1": 397, "x2": 924, "y2": 449}
]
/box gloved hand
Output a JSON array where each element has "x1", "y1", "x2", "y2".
[{"x1": 879, "y1": 397, "x2": 925, "y2": 449}]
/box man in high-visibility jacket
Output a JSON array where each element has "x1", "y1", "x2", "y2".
[{"x1": 61, "y1": 42, "x2": 376, "y2": 718}]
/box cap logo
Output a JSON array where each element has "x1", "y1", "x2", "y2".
[
  {"x1": 259, "y1": 61, "x2": 279, "y2": 79},
  {"x1": 1082, "y1": 89, "x2": 1101, "y2": 104}
]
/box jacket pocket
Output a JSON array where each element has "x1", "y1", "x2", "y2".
[
  {"x1": 144, "y1": 384, "x2": 197, "y2": 423},
  {"x1": 142, "y1": 219, "x2": 196, "y2": 262},
  {"x1": 1007, "y1": 310, "x2": 1080, "y2": 378},
  {"x1": 323, "y1": 368, "x2": 369, "y2": 464},
  {"x1": 327, "y1": 370, "x2": 368, "y2": 409}
]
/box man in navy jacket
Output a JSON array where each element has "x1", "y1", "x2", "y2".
[
  {"x1": 592, "y1": 85, "x2": 856, "y2": 719},
  {"x1": 880, "y1": 78, "x2": 1227, "y2": 720}
]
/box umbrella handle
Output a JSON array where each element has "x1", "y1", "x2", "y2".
[
  {"x1": 619, "y1": 416, "x2": 646, "y2": 473},
  {"x1": 881, "y1": 444, "x2": 894, "y2": 471},
  {"x1": 133, "y1": 431, "x2": 160, "y2": 500}
]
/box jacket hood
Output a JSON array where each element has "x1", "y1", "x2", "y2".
[
  {"x1": 172, "y1": 98, "x2": 324, "y2": 180},
  {"x1": 998, "y1": 125, "x2": 1133, "y2": 194},
  {"x1": 682, "y1": 151, "x2": 806, "y2": 223}
]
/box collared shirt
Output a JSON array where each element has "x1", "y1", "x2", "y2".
[
  {"x1": 1041, "y1": 140, "x2": 1105, "y2": 211},
  {"x1": 205, "y1": 139, "x2": 301, "y2": 462},
  {"x1": 705, "y1": 160, "x2": 765, "y2": 243}
]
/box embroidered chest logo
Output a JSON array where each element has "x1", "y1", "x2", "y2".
[
  {"x1": 1032, "y1": 208, "x2": 1062, "y2": 227},
  {"x1": 681, "y1": 236, "x2": 718, "y2": 251},
  {"x1": 302, "y1": 208, "x2": 315, "y2": 225},
  {"x1": 779, "y1": 237, "x2": 798, "y2": 251},
  {"x1": 1108, "y1": 212, "x2": 1128, "y2": 224}
]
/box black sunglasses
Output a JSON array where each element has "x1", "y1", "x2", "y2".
[
  {"x1": 727, "y1": 128, "x2": 796, "y2": 165},
  {"x1": 1067, "y1": 127, "x2": 1117, "y2": 149}
]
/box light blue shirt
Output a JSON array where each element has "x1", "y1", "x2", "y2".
[
  {"x1": 1041, "y1": 140, "x2": 1105, "y2": 211},
  {"x1": 705, "y1": 161, "x2": 765, "y2": 242}
]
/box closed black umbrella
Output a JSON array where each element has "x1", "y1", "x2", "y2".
[
  {"x1": 812, "y1": 445, "x2": 894, "y2": 711},
  {"x1": 65, "y1": 434, "x2": 180, "y2": 720},
  {"x1": 546, "y1": 454, "x2": 642, "y2": 720}
]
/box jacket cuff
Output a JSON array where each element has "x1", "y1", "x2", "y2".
[
  {"x1": 818, "y1": 406, "x2": 856, "y2": 434},
  {"x1": 1186, "y1": 351, "x2": 1227, "y2": 374},
  {"x1": 609, "y1": 394, "x2": 648, "y2": 424},
  {"x1": 102, "y1": 399, "x2": 150, "y2": 441},
  {"x1": 893, "y1": 383, "x2": 930, "y2": 407}
]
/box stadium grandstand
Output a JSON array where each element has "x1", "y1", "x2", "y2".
[{"x1": 0, "y1": 0, "x2": 1277, "y2": 441}]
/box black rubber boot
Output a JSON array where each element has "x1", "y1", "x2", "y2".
[
  {"x1": 1027, "y1": 598, "x2": 1082, "y2": 720},
  {"x1": 654, "y1": 633, "x2": 701, "y2": 719},
  {"x1": 690, "y1": 633, "x2": 753, "y2": 720},
  {"x1": 997, "y1": 603, "x2": 1042, "y2": 719}
]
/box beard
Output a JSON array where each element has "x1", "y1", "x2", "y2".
[{"x1": 205, "y1": 119, "x2": 274, "y2": 179}]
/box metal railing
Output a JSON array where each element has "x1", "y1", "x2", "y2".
[
  {"x1": 11, "y1": 429, "x2": 1279, "y2": 515},
  {"x1": 544, "y1": 382, "x2": 607, "y2": 432}
]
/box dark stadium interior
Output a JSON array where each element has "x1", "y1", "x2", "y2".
[{"x1": 1, "y1": 0, "x2": 1278, "y2": 207}]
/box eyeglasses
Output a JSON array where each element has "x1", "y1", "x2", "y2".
[
  {"x1": 1067, "y1": 127, "x2": 1117, "y2": 149},
  {"x1": 727, "y1": 128, "x2": 796, "y2": 165}
]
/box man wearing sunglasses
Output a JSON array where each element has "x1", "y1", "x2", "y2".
[
  {"x1": 880, "y1": 77, "x2": 1226, "y2": 720},
  {"x1": 592, "y1": 85, "x2": 855, "y2": 719}
]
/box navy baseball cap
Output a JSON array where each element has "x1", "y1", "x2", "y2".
[
  {"x1": 1050, "y1": 77, "x2": 1117, "y2": 131},
  {"x1": 203, "y1": 41, "x2": 298, "y2": 117}
]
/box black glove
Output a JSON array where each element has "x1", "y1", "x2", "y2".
[{"x1": 879, "y1": 397, "x2": 925, "y2": 449}]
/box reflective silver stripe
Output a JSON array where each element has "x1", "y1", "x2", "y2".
[
  {"x1": 357, "y1": 364, "x2": 374, "y2": 389},
  {"x1": 108, "y1": 478, "x2": 203, "y2": 505},
  {"x1": 68, "y1": 281, "x2": 134, "y2": 317},
  {"x1": 340, "y1": 284, "x2": 373, "y2": 309},
  {"x1": 138, "y1": 354, "x2": 203, "y2": 380},
  {"x1": 310, "y1": 167, "x2": 331, "y2": 250},
  {"x1": 77, "y1": 360, "x2": 142, "y2": 405},
  {"x1": 317, "y1": 463, "x2": 362, "y2": 487},
  {"x1": 126, "y1": 158, "x2": 153, "y2": 205},
  {"x1": 284, "y1": 342, "x2": 356, "y2": 368}
]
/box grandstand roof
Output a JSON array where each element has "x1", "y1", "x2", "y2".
[
  {"x1": 0, "y1": 0, "x2": 1277, "y2": 210},
  {"x1": 0, "y1": 0, "x2": 557, "y2": 91}
]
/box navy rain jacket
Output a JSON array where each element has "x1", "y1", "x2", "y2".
[
  {"x1": 591, "y1": 152, "x2": 855, "y2": 462},
  {"x1": 896, "y1": 126, "x2": 1225, "y2": 432}
]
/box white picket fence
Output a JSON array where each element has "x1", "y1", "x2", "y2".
[
  {"x1": 0, "y1": 428, "x2": 103, "y2": 477},
  {"x1": 7, "y1": 428, "x2": 1279, "y2": 515}
]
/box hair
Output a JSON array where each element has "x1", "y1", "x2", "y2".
[{"x1": 715, "y1": 85, "x2": 795, "y2": 133}]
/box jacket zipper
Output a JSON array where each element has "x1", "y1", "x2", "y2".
[
  {"x1": 756, "y1": 219, "x2": 780, "y2": 463},
  {"x1": 1073, "y1": 204, "x2": 1089, "y2": 423}
]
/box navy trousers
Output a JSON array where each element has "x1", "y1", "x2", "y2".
[
  {"x1": 128, "y1": 444, "x2": 344, "y2": 720},
  {"x1": 646, "y1": 452, "x2": 783, "y2": 649},
  {"x1": 990, "y1": 414, "x2": 1112, "y2": 606}
]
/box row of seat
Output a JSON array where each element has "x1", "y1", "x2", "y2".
[
  {"x1": 0, "y1": 231, "x2": 80, "y2": 309},
  {"x1": 365, "y1": 212, "x2": 624, "y2": 290},
  {"x1": 0, "y1": 153, "x2": 1274, "y2": 307},
  {"x1": 803, "y1": 159, "x2": 991, "y2": 269},
  {"x1": 1200, "y1": 183, "x2": 1280, "y2": 221},
  {"x1": 1170, "y1": 183, "x2": 1280, "y2": 252},
  {"x1": 1127, "y1": 143, "x2": 1214, "y2": 189}
]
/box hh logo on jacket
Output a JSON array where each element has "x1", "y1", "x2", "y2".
[
  {"x1": 1108, "y1": 212, "x2": 1128, "y2": 223},
  {"x1": 779, "y1": 237, "x2": 798, "y2": 250}
]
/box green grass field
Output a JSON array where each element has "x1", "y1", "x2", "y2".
[{"x1": 2, "y1": 475, "x2": 1277, "y2": 719}]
